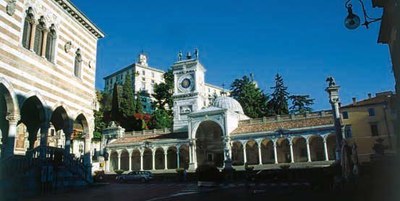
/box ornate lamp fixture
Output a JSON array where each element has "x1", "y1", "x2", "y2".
[{"x1": 344, "y1": 0, "x2": 381, "y2": 29}]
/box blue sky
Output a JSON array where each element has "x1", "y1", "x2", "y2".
[{"x1": 71, "y1": 0, "x2": 394, "y2": 110}]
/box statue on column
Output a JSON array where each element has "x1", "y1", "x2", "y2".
[
  {"x1": 326, "y1": 76, "x2": 336, "y2": 87},
  {"x1": 178, "y1": 51, "x2": 183, "y2": 61},
  {"x1": 194, "y1": 48, "x2": 199, "y2": 59}
]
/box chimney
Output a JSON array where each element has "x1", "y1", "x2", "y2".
[
  {"x1": 368, "y1": 93, "x2": 372, "y2": 99},
  {"x1": 352, "y1": 97, "x2": 357, "y2": 104}
]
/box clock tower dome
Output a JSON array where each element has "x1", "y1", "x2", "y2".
[{"x1": 172, "y1": 50, "x2": 207, "y2": 132}]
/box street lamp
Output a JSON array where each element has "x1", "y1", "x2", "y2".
[{"x1": 344, "y1": 0, "x2": 381, "y2": 29}]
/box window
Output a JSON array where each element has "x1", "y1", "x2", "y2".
[
  {"x1": 142, "y1": 70, "x2": 145, "y2": 76},
  {"x1": 45, "y1": 24, "x2": 56, "y2": 62},
  {"x1": 33, "y1": 16, "x2": 46, "y2": 55},
  {"x1": 342, "y1": 111, "x2": 349, "y2": 119},
  {"x1": 151, "y1": 72, "x2": 155, "y2": 78},
  {"x1": 368, "y1": 108, "x2": 375, "y2": 116},
  {"x1": 74, "y1": 49, "x2": 82, "y2": 77},
  {"x1": 142, "y1": 77, "x2": 145, "y2": 81},
  {"x1": 344, "y1": 125, "x2": 352, "y2": 138},
  {"x1": 370, "y1": 124, "x2": 379, "y2": 136},
  {"x1": 22, "y1": 8, "x2": 34, "y2": 49}
]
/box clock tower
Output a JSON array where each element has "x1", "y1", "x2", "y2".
[{"x1": 172, "y1": 50, "x2": 207, "y2": 132}]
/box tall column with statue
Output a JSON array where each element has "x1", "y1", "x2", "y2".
[{"x1": 325, "y1": 76, "x2": 343, "y2": 162}]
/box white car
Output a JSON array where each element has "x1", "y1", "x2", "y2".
[{"x1": 116, "y1": 171, "x2": 153, "y2": 183}]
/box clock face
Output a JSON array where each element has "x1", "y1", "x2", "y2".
[
  {"x1": 178, "y1": 74, "x2": 194, "y2": 92},
  {"x1": 181, "y1": 78, "x2": 191, "y2": 89}
]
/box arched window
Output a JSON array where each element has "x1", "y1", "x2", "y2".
[
  {"x1": 22, "y1": 7, "x2": 34, "y2": 49},
  {"x1": 33, "y1": 16, "x2": 46, "y2": 55},
  {"x1": 45, "y1": 24, "x2": 56, "y2": 62},
  {"x1": 74, "y1": 49, "x2": 82, "y2": 77}
]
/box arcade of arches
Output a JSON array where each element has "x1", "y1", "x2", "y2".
[{"x1": 0, "y1": 82, "x2": 93, "y2": 159}]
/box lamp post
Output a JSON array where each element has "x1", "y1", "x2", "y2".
[{"x1": 344, "y1": 0, "x2": 381, "y2": 29}]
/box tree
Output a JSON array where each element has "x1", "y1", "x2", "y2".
[
  {"x1": 135, "y1": 92, "x2": 143, "y2": 114},
  {"x1": 150, "y1": 109, "x2": 172, "y2": 129},
  {"x1": 119, "y1": 73, "x2": 135, "y2": 118},
  {"x1": 152, "y1": 68, "x2": 174, "y2": 110},
  {"x1": 110, "y1": 83, "x2": 121, "y2": 122},
  {"x1": 94, "y1": 90, "x2": 107, "y2": 139},
  {"x1": 269, "y1": 74, "x2": 290, "y2": 115},
  {"x1": 230, "y1": 74, "x2": 270, "y2": 118},
  {"x1": 289, "y1": 95, "x2": 314, "y2": 114}
]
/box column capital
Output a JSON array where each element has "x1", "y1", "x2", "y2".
[{"x1": 6, "y1": 114, "x2": 20, "y2": 123}]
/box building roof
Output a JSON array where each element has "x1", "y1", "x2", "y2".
[
  {"x1": 103, "y1": 63, "x2": 165, "y2": 80},
  {"x1": 212, "y1": 96, "x2": 244, "y2": 114},
  {"x1": 231, "y1": 115, "x2": 334, "y2": 135},
  {"x1": 55, "y1": 0, "x2": 105, "y2": 38},
  {"x1": 108, "y1": 132, "x2": 186, "y2": 146},
  {"x1": 341, "y1": 92, "x2": 393, "y2": 109}
]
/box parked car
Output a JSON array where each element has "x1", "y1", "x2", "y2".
[{"x1": 116, "y1": 171, "x2": 153, "y2": 183}]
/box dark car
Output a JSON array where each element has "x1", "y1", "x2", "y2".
[{"x1": 116, "y1": 171, "x2": 153, "y2": 183}]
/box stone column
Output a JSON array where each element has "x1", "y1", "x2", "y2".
[
  {"x1": 164, "y1": 150, "x2": 168, "y2": 170},
  {"x1": 326, "y1": 77, "x2": 343, "y2": 162},
  {"x1": 152, "y1": 149, "x2": 156, "y2": 170},
  {"x1": 41, "y1": 30, "x2": 48, "y2": 57},
  {"x1": 243, "y1": 142, "x2": 247, "y2": 165},
  {"x1": 289, "y1": 141, "x2": 294, "y2": 163},
  {"x1": 4, "y1": 115, "x2": 19, "y2": 158},
  {"x1": 29, "y1": 22, "x2": 36, "y2": 51},
  {"x1": 117, "y1": 151, "x2": 121, "y2": 170},
  {"x1": 40, "y1": 122, "x2": 50, "y2": 160},
  {"x1": 258, "y1": 143, "x2": 263, "y2": 165},
  {"x1": 323, "y1": 138, "x2": 329, "y2": 161},
  {"x1": 140, "y1": 150, "x2": 144, "y2": 171},
  {"x1": 64, "y1": 120, "x2": 73, "y2": 155},
  {"x1": 128, "y1": 149, "x2": 133, "y2": 171},
  {"x1": 105, "y1": 149, "x2": 110, "y2": 172},
  {"x1": 176, "y1": 149, "x2": 180, "y2": 169},
  {"x1": 306, "y1": 138, "x2": 312, "y2": 162},
  {"x1": 273, "y1": 141, "x2": 278, "y2": 164}
]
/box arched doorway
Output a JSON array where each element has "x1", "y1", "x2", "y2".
[
  {"x1": 143, "y1": 148, "x2": 152, "y2": 170},
  {"x1": 261, "y1": 139, "x2": 274, "y2": 164},
  {"x1": 110, "y1": 151, "x2": 118, "y2": 172},
  {"x1": 155, "y1": 148, "x2": 164, "y2": 170},
  {"x1": 246, "y1": 140, "x2": 259, "y2": 165},
  {"x1": 231, "y1": 141, "x2": 244, "y2": 165},
  {"x1": 293, "y1": 137, "x2": 307, "y2": 162},
  {"x1": 72, "y1": 114, "x2": 89, "y2": 157},
  {"x1": 0, "y1": 81, "x2": 19, "y2": 158},
  {"x1": 277, "y1": 138, "x2": 290, "y2": 163},
  {"x1": 179, "y1": 145, "x2": 189, "y2": 169},
  {"x1": 195, "y1": 121, "x2": 224, "y2": 167},
  {"x1": 49, "y1": 106, "x2": 68, "y2": 148},
  {"x1": 167, "y1": 146, "x2": 177, "y2": 169},
  {"x1": 309, "y1": 136, "x2": 324, "y2": 161},
  {"x1": 131, "y1": 149, "x2": 141, "y2": 170},
  {"x1": 120, "y1": 149, "x2": 129, "y2": 171},
  {"x1": 326, "y1": 134, "x2": 336, "y2": 160},
  {"x1": 19, "y1": 96, "x2": 46, "y2": 151}
]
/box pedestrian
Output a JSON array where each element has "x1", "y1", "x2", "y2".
[{"x1": 183, "y1": 169, "x2": 187, "y2": 182}]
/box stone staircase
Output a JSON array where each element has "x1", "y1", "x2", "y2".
[{"x1": 0, "y1": 146, "x2": 92, "y2": 200}]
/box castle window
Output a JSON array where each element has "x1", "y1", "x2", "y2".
[
  {"x1": 368, "y1": 108, "x2": 375, "y2": 116},
  {"x1": 344, "y1": 125, "x2": 352, "y2": 138},
  {"x1": 45, "y1": 24, "x2": 56, "y2": 62},
  {"x1": 370, "y1": 123, "x2": 379, "y2": 136},
  {"x1": 342, "y1": 111, "x2": 349, "y2": 119},
  {"x1": 74, "y1": 49, "x2": 82, "y2": 78},
  {"x1": 22, "y1": 8, "x2": 34, "y2": 49},
  {"x1": 33, "y1": 16, "x2": 46, "y2": 56}
]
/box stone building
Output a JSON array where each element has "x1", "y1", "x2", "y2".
[
  {"x1": 0, "y1": 0, "x2": 103, "y2": 193},
  {"x1": 340, "y1": 91, "x2": 397, "y2": 162},
  {"x1": 103, "y1": 52, "x2": 226, "y2": 113},
  {"x1": 103, "y1": 54, "x2": 338, "y2": 173}
]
